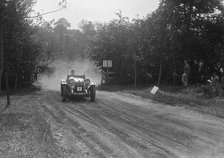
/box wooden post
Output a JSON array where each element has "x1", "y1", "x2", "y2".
[{"x1": 106, "y1": 66, "x2": 109, "y2": 82}]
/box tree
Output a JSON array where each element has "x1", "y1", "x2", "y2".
[
  {"x1": 0, "y1": 0, "x2": 68, "y2": 107},
  {"x1": 54, "y1": 17, "x2": 71, "y2": 30},
  {"x1": 0, "y1": 0, "x2": 37, "y2": 106},
  {"x1": 139, "y1": 0, "x2": 224, "y2": 84},
  {"x1": 0, "y1": 24, "x2": 4, "y2": 95},
  {"x1": 89, "y1": 12, "x2": 141, "y2": 85},
  {"x1": 78, "y1": 20, "x2": 95, "y2": 36},
  {"x1": 0, "y1": 0, "x2": 6, "y2": 95}
]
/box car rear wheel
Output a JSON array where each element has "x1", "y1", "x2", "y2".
[
  {"x1": 61, "y1": 85, "x2": 70, "y2": 102},
  {"x1": 62, "y1": 95, "x2": 70, "y2": 102}
]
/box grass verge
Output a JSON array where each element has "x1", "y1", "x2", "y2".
[
  {"x1": 0, "y1": 89, "x2": 62, "y2": 158},
  {"x1": 98, "y1": 84, "x2": 224, "y2": 118}
]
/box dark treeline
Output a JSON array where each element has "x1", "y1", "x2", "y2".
[
  {"x1": 0, "y1": 0, "x2": 224, "y2": 94},
  {"x1": 0, "y1": 0, "x2": 41, "y2": 93}
]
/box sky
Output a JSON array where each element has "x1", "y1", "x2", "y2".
[{"x1": 33, "y1": 0, "x2": 160, "y2": 29}]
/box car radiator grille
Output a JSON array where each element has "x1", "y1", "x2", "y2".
[
  {"x1": 72, "y1": 82, "x2": 84, "y2": 92},
  {"x1": 75, "y1": 82, "x2": 84, "y2": 86}
]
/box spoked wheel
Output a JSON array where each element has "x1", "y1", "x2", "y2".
[{"x1": 62, "y1": 95, "x2": 70, "y2": 102}]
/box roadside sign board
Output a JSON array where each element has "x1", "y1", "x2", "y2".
[
  {"x1": 103, "y1": 60, "x2": 112, "y2": 68},
  {"x1": 103, "y1": 60, "x2": 107, "y2": 68},
  {"x1": 108, "y1": 60, "x2": 112, "y2": 67},
  {"x1": 150, "y1": 86, "x2": 159, "y2": 95}
]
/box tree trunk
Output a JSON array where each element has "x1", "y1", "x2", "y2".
[
  {"x1": 5, "y1": 60, "x2": 10, "y2": 106},
  {"x1": 132, "y1": 62, "x2": 137, "y2": 89},
  {"x1": 14, "y1": 46, "x2": 22, "y2": 90},
  {"x1": 0, "y1": 69, "x2": 3, "y2": 95},
  {"x1": 157, "y1": 58, "x2": 163, "y2": 85},
  {"x1": 0, "y1": 25, "x2": 4, "y2": 95}
]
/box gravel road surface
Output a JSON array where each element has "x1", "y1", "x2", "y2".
[
  {"x1": 33, "y1": 90, "x2": 224, "y2": 158},
  {"x1": 1, "y1": 90, "x2": 224, "y2": 158}
]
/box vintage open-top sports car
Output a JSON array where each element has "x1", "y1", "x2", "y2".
[{"x1": 61, "y1": 74, "x2": 96, "y2": 101}]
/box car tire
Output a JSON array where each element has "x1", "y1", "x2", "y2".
[
  {"x1": 90, "y1": 86, "x2": 96, "y2": 101},
  {"x1": 61, "y1": 85, "x2": 69, "y2": 102}
]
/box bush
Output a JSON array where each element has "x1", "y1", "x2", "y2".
[{"x1": 202, "y1": 83, "x2": 223, "y2": 97}]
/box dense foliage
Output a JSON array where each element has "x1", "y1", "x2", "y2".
[
  {"x1": 0, "y1": 0, "x2": 71, "y2": 93},
  {"x1": 89, "y1": 0, "x2": 224, "y2": 85},
  {"x1": 0, "y1": 0, "x2": 40, "y2": 91}
]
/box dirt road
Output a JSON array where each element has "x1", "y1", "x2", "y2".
[
  {"x1": 1, "y1": 90, "x2": 224, "y2": 158},
  {"x1": 29, "y1": 90, "x2": 224, "y2": 158}
]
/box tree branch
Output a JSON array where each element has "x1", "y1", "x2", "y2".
[{"x1": 26, "y1": 6, "x2": 65, "y2": 19}]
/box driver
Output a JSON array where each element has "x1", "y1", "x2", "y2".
[{"x1": 67, "y1": 69, "x2": 75, "y2": 80}]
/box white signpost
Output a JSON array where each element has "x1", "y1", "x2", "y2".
[{"x1": 150, "y1": 86, "x2": 159, "y2": 95}]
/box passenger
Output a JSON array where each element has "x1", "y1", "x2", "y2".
[
  {"x1": 211, "y1": 73, "x2": 221, "y2": 96},
  {"x1": 184, "y1": 60, "x2": 190, "y2": 85},
  {"x1": 182, "y1": 71, "x2": 188, "y2": 86}
]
